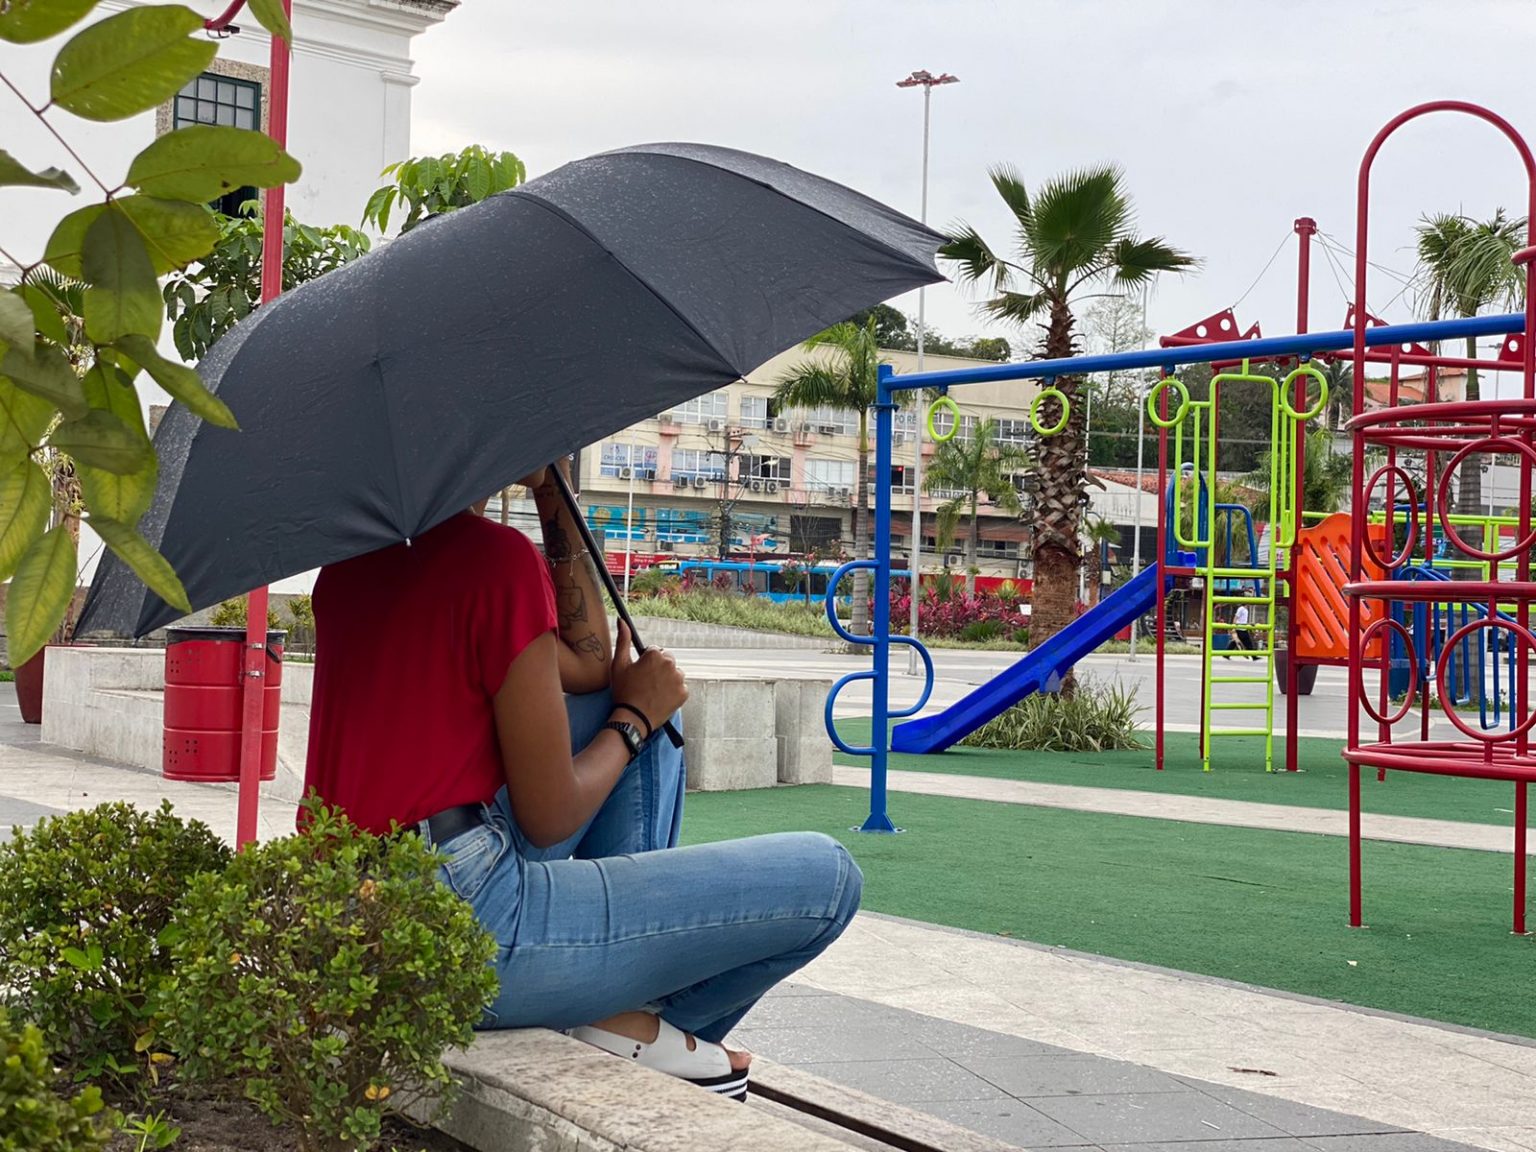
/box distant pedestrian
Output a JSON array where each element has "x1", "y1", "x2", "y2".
[{"x1": 1231, "y1": 604, "x2": 1259, "y2": 659}]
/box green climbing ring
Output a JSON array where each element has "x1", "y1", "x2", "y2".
[
  {"x1": 1146, "y1": 377, "x2": 1191, "y2": 429},
  {"x1": 926, "y1": 394, "x2": 961, "y2": 442},
  {"x1": 1029, "y1": 387, "x2": 1070, "y2": 436},
  {"x1": 1279, "y1": 364, "x2": 1328, "y2": 422}
]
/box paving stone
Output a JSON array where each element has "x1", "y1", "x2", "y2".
[
  {"x1": 735, "y1": 1024, "x2": 935, "y2": 1064},
  {"x1": 1029, "y1": 1092, "x2": 1290, "y2": 1145},
  {"x1": 909, "y1": 1015, "x2": 1074, "y2": 1059},
  {"x1": 1102, "y1": 1141, "x2": 1317, "y2": 1152},
  {"x1": 740, "y1": 992, "x2": 891, "y2": 1030},
  {"x1": 0, "y1": 795, "x2": 64, "y2": 827},
  {"x1": 794, "y1": 1058, "x2": 1009, "y2": 1104},
  {"x1": 1300, "y1": 1136, "x2": 1490, "y2": 1152},
  {"x1": 1180, "y1": 1079, "x2": 1408, "y2": 1138},
  {"x1": 921, "y1": 1098, "x2": 1100, "y2": 1148},
  {"x1": 761, "y1": 981, "x2": 837, "y2": 998},
  {"x1": 964, "y1": 1053, "x2": 1189, "y2": 1098}
]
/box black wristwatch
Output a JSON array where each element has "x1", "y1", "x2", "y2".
[{"x1": 603, "y1": 721, "x2": 644, "y2": 763}]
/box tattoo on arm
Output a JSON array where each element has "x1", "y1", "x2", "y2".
[
  {"x1": 555, "y1": 581, "x2": 605, "y2": 663},
  {"x1": 542, "y1": 512, "x2": 573, "y2": 560}
]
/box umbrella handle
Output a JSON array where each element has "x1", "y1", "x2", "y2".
[{"x1": 548, "y1": 467, "x2": 685, "y2": 749}]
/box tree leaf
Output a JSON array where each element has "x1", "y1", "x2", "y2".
[
  {"x1": 0, "y1": 375, "x2": 56, "y2": 460},
  {"x1": 0, "y1": 0, "x2": 99, "y2": 44},
  {"x1": 16, "y1": 284, "x2": 71, "y2": 348},
  {"x1": 114, "y1": 334, "x2": 237, "y2": 429},
  {"x1": 83, "y1": 203, "x2": 161, "y2": 343},
  {"x1": 0, "y1": 457, "x2": 52, "y2": 582},
  {"x1": 43, "y1": 203, "x2": 104, "y2": 278},
  {"x1": 50, "y1": 408, "x2": 153, "y2": 474},
  {"x1": 6, "y1": 525, "x2": 77, "y2": 666},
  {"x1": 51, "y1": 196, "x2": 218, "y2": 278},
  {"x1": 245, "y1": 0, "x2": 292, "y2": 44},
  {"x1": 2, "y1": 343, "x2": 87, "y2": 418},
  {"x1": 0, "y1": 149, "x2": 80, "y2": 193},
  {"x1": 117, "y1": 195, "x2": 220, "y2": 274},
  {"x1": 0, "y1": 294, "x2": 36, "y2": 360},
  {"x1": 79, "y1": 363, "x2": 156, "y2": 523},
  {"x1": 90, "y1": 516, "x2": 189, "y2": 612},
  {"x1": 50, "y1": 5, "x2": 216, "y2": 122},
  {"x1": 125, "y1": 126, "x2": 301, "y2": 202}
]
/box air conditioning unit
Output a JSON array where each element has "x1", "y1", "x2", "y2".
[
  {"x1": 833, "y1": 487, "x2": 852, "y2": 501},
  {"x1": 673, "y1": 474, "x2": 690, "y2": 488},
  {"x1": 772, "y1": 417, "x2": 791, "y2": 433},
  {"x1": 817, "y1": 424, "x2": 840, "y2": 435},
  {"x1": 656, "y1": 540, "x2": 675, "y2": 552},
  {"x1": 794, "y1": 423, "x2": 813, "y2": 444},
  {"x1": 765, "y1": 480, "x2": 780, "y2": 494},
  {"x1": 658, "y1": 413, "x2": 674, "y2": 425},
  {"x1": 617, "y1": 467, "x2": 633, "y2": 480},
  {"x1": 706, "y1": 418, "x2": 726, "y2": 433},
  {"x1": 692, "y1": 475, "x2": 709, "y2": 489},
  {"x1": 639, "y1": 468, "x2": 656, "y2": 480},
  {"x1": 748, "y1": 479, "x2": 764, "y2": 493}
]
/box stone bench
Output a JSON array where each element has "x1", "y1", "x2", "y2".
[{"x1": 39, "y1": 647, "x2": 832, "y2": 799}]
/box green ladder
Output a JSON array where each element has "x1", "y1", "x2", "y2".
[{"x1": 1201, "y1": 567, "x2": 1277, "y2": 772}]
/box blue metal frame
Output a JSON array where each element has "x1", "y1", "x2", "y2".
[{"x1": 823, "y1": 310, "x2": 1528, "y2": 834}]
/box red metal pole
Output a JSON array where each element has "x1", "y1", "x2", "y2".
[
  {"x1": 1517, "y1": 782, "x2": 1528, "y2": 935},
  {"x1": 1286, "y1": 217, "x2": 1314, "y2": 773},
  {"x1": 236, "y1": 2, "x2": 292, "y2": 849}
]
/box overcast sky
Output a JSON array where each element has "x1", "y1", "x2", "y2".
[{"x1": 410, "y1": 0, "x2": 1535, "y2": 370}]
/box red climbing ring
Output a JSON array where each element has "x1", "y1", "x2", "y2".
[
  {"x1": 1356, "y1": 617, "x2": 1417, "y2": 728},
  {"x1": 1435, "y1": 435, "x2": 1536, "y2": 562},
  {"x1": 1361, "y1": 464, "x2": 1419, "y2": 571},
  {"x1": 1435, "y1": 616, "x2": 1536, "y2": 742}
]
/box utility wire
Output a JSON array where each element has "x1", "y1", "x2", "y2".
[{"x1": 1229, "y1": 230, "x2": 1293, "y2": 311}]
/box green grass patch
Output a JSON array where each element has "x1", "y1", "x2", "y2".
[
  {"x1": 833, "y1": 721, "x2": 1518, "y2": 827},
  {"x1": 682, "y1": 785, "x2": 1536, "y2": 1037}
]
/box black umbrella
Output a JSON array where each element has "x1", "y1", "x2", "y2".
[{"x1": 78, "y1": 142, "x2": 944, "y2": 638}]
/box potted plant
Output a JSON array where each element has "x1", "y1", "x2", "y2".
[{"x1": 1271, "y1": 605, "x2": 1318, "y2": 695}]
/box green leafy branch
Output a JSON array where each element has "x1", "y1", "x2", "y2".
[
  {"x1": 361, "y1": 143, "x2": 525, "y2": 235},
  {"x1": 0, "y1": 1, "x2": 300, "y2": 662}
]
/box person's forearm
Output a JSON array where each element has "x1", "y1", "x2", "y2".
[
  {"x1": 568, "y1": 725, "x2": 631, "y2": 829},
  {"x1": 532, "y1": 480, "x2": 613, "y2": 668}
]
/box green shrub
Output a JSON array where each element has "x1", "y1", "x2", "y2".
[
  {"x1": 1010, "y1": 627, "x2": 1031, "y2": 647},
  {"x1": 286, "y1": 593, "x2": 315, "y2": 629},
  {"x1": 632, "y1": 589, "x2": 835, "y2": 638},
  {"x1": 962, "y1": 676, "x2": 1145, "y2": 752},
  {"x1": 0, "y1": 1008, "x2": 108, "y2": 1152},
  {"x1": 960, "y1": 620, "x2": 1005, "y2": 643},
  {"x1": 628, "y1": 567, "x2": 678, "y2": 598},
  {"x1": 209, "y1": 595, "x2": 281, "y2": 629},
  {"x1": 162, "y1": 800, "x2": 499, "y2": 1152},
  {"x1": 0, "y1": 803, "x2": 230, "y2": 1100}
]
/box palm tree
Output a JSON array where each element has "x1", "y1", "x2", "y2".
[
  {"x1": 774, "y1": 318, "x2": 882, "y2": 635},
  {"x1": 943, "y1": 165, "x2": 1195, "y2": 668},
  {"x1": 1082, "y1": 516, "x2": 1122, "y2": 605},
  {"x1": 1415, "y1": 210, "x2": 1528, "y2": 519},
  {"x1": 925, "y1": 418, "x2": 1032, "y2": 597},
  {"x1": 1245, "y1": 426, "x2": 1353, "y2": 517}
]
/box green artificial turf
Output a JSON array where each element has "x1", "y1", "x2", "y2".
[
  {"x1": 682, "y1": 785, "x2": 1536, "y2": 1038},
  {"x1": 832, "y1": 721, "x2": 1520, "y2": 827}
]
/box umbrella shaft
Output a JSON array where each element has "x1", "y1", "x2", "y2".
[{"x1": 550, "y1": 466, "x2": 685, "y2": 749}]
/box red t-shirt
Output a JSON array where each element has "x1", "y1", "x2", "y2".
[{"x1": 304, "y1": 513, "x2": 558, "y2": 834}]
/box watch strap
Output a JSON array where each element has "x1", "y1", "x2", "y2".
[{"x1": 603, "y1": 721, "x2": 643, "y2": 762}]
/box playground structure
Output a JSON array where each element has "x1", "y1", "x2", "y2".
[{"x1": 825, "y1": 100, "x2": 1535, "y2": 932}]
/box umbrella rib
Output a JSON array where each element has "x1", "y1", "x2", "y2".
[
  {"x1": 509, "y1": 192, "x2": 756, "y2": 377},
  {"x1": 597, "y1": 146, "x2": 949, "y2": 273}
]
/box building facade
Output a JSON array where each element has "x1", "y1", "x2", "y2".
[{"x1": 573, "y1": 346, "x2": 1053, "y2": 585}]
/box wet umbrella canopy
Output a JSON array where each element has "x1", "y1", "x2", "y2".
[{"x1": 78, "y1": 143, "x2": 944, "y2": 637}]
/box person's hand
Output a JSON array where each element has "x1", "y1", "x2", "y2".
[
  {"x1": 517, "y1": 456, "x2": 573, "y2": 494},
  {"x1": 609, "y1": 621, "x2": 687, "y2": 729}
]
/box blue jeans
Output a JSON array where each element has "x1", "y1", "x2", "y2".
[{"x1": 426, "y1": 689, "x2": 862, "y2": 1043}]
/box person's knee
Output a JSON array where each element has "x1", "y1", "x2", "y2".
[{"x1": 797, "y1": 831, "x2": 862, "y2": 927}]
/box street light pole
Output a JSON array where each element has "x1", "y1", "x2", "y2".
[{"x1": 897, "y1": 69, "x2": 958, "y2": 674}]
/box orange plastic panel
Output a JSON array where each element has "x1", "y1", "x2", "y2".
[{"x1": 1293, "y1": 512, "x2": 1385, "y2": 661}]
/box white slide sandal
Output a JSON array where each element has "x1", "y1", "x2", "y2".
[{"x1": 566, "y1": 1019, "x2": 749, "y2": 1101}]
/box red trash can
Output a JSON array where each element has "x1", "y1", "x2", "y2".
[{"x1": 163, "y1": 626, "x2": 285, "y2": 782}]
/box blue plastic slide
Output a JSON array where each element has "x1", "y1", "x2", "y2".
[{"x1": 891, "y1": 562, "x2": 1171, "y2": 754}]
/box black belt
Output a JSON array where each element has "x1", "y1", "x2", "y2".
[{"x1": 422, "y1": 803, "x2": 485, "y2": 846}]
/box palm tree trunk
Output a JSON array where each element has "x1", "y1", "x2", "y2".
[
  {"x1": 1028, "y1": 300, "x2": 1087, "y2": 693},
  {"x1": 965, "y1": 498, "x2": 979, "y2": 598},
  {"x1": 1455, "y1": 340, "x2": 1483, "y2": 523},
  {"x1": 850, "y1": 409, "x2": 871, "y2": 636}
]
